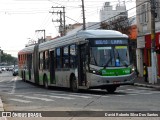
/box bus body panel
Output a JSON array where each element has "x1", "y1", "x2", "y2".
[
  {"x1": 49, "y1": 69, "x2": 77, "y2": 88},
  {"x1": 87, "y1": 72, "x2": 135, "y2": 89},
  {"x1": 18, "y1": 30, "x2": 136, "y2": 92}
]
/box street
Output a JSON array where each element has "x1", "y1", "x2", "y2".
[{"x1": 0, "y1": 71, "x2": 160, "y2": 120}]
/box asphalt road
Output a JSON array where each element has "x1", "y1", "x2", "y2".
[{"x1": 0, "y1": 71, "x2": 160, "y2": 120}]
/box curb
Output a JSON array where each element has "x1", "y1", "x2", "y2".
[
  {"x1": 134, "y1": 83, "x2": 160, "y2": 89},
  {"x1": 0, "y1": 98, "x2": 4, "y2": 111},
  {"x1": 0, "y1": 97, "x2": 7, "y2": 120}
]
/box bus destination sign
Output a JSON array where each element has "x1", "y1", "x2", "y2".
[{"x1": 94, "y1": 40, "x2": 128, "y2": 45}]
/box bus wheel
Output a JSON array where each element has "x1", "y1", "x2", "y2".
[
  {"x1": 22, "y1": 71, "x2": 26, "y2": 82},
  {"x1": 70, "y1": 76, "x2": 78, "y2": 92},
  {"x1": 106, "y1": 86, "x2": 117, "y2": 93},
  {"x1": 44, "y1": 76, "x2": 49, "y2": 89}
]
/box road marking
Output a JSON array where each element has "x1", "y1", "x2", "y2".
[
  {"x1": 49, "y1": 93, "x2": 92, "y2": 99},
  {"x1": 115, "y1": 95, "x2": 125, "y2": 97},
  {"x1": 35, "y1": 94, "x2": 75, "y2": 100},
  {"x1": 0, "y1": 80, "x2": 6, "y2": 82},
  {"x1": 139, "y1": 92, "x2": 155, "y2": 95},
  {"x1": 10, "y1": 98, "x2": 31, "y2": 103},
  {"x1": 72, "y1": 93, "x2": 102, "y2": 97},
  {"x1": 101, "y1": 96, "x2": 110, "y2": 98},
  {"x1": 129, "y1": 94, "x2": 138, "y2": 96},
  {"x1": 15, "y1": 95, "x2": 54, "y2": 101},
  {"x1": 50, "y1": 95, "x2": 75, "y2": 99},
  {"x1": 10, "y1": 77, "x2": 18, "y2": 94},
  {"x1": 117, "y1": 90, "x2": 125, "y2": 92},
  {"x1": 68, "y1": 94, "x2": 92, "y2": 98}
]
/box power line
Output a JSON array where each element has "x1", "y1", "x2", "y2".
[{"x1": 49, "y1": 6, "x2": 66, "y2": 36}]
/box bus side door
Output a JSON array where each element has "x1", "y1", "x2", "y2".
[
  {"x1": 77, "y1": 44, "x2": 87, "y2": 86},
  {"x1": 50, "y1": 50, "x2": 56, "y2": 84}
]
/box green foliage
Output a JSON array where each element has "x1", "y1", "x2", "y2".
[{"x1": 0, "y1": 51, "x2": 17, "y2": 65}]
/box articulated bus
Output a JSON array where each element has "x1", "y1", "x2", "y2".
[{"x1": 18, "y1": 30, "x2": 136, "y2": 93}]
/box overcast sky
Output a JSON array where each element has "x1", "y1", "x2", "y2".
[{"x1": 0, "y1": 0, "x2": 136, "y2": 57}]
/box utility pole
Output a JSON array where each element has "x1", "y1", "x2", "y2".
[
  {"x1": 50, "y1": 6, "x2": 66, "y2": 36},
  {"x1": 81, "y1": 0, "x2": 86, "y2": 30},
  {"x1": 63, "y1": 7, "x2": 66, "y2": 36},
  {"x1": 35, "y1": 30, "x2": 46, "y2": 44},
  {"x1": 150, "y1": 0, "x2": 157, "y2": 84}
]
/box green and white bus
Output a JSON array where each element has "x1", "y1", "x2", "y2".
[{"x1": 18, "y1": 30, "x2": 136, "y2": 93}]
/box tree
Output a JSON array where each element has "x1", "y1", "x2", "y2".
[
  {"x1": 0, "y1": 52, "x2": 17, "y2": 65},
  {"x1": 100, "y1": 16, "x2": 131, "y2": 36}
]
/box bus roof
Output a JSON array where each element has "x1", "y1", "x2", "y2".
[
  {"x1": 18, "y1": 30, "x2": 128, "y2": 53},
  {"x1": 77, "y1": 30, "x2": 128, "y2": 38},
  {"x1": 18, "y1": 45, "x2": 35, "y2": 54},
  {"x1": 39, "y1": 30, "x2": 128, "y2": 52}
]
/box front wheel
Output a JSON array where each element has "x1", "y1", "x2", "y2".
[
  {"x1": 70, "y1": 76, "x2": 78, "y2": 92},
  {"x1": 106, "y1": 86, "x2": 117, "y2": 93}
]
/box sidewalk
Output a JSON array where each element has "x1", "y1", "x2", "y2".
[
  {"x1": 134, "y1": 76, "x2": 160, "y2": 89},
  {"x1": 0, "y1": 97, "x2": 7, "y2": 120},
  {"x1": 0, "y1": 97, "x2": 4, "y2": 111}
]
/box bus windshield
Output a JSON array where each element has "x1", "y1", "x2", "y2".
[{"x1": 90, "y1": 46, "x2": 130, "y2": 67}]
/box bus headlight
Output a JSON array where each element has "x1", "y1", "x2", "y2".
[
  {"x1": 92, "y1": 70, "x2": 102, "y2": 75},
  {"x1": 131, "y1": 66, "x2": 135, "y2": 73}
]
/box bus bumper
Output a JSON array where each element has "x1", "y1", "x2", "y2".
[{"x1": 88, "y1": 72, "x2": 136, "y2": 89}]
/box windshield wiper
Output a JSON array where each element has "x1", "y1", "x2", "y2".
[
  {"x1": 122, "y1": 61, "x2": 129, "y2": 67},
  {"x1": 93, "y1": 54, "x2": 98, "y2": 66},
  {"x1": 103, "y1": 51, "x2": 112, "y2": 68},
  {"x1": 103, "y1": 57, "x2": 112, "y2": 69}
]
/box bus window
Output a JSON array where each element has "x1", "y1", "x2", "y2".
[
  {"x1": 56, "y1": 48, "x2": 61, "y2": 68},
  {"x1": 45, "y1": 50, "x2": 49, "y2": 70},
  {"x1": 39, "y1": 52, "x2": 43, "y2": 70},
  {"x1": 63, "y1": 46, "x2": 69, "y2": 68},
  {"x1": 43, "y1": 52, "x2": 45, "y2": 69},
  {"x1": 70, "y1": 45, "x2": 76, "y2": 68},
  {"x1": 114, "y1": 46, "x2": 130, "y2": 66}
]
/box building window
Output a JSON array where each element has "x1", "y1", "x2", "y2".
[
  {"x1": 139, "y1": 3, "x2": 148, "y2": 24},
  {"x1": 142, "y1": 4, "x2": 148, "y2": 23},
  {"x1": 155, "y1": 0, "x2": 160, "y2": 21}
]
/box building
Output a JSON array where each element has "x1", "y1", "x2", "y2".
[
  {"x1": 65, "y1": 22, "x2": 100, "y2": 35},
  {"x1": 65, "y1": 23, "x2": 83, "y2": 34},
  {"x1": 136, "y1": 0, "x2": 160, "y2": 78},
  {"x1": 100, "y1": 2, "x2": 127, "y2": 22}
]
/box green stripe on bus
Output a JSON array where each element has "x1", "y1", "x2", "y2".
[{"x1": 100, "y1": 68, "x2": 131, "y2": 76}]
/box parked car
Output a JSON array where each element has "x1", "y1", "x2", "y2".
[
  {"x1": 13, "y1": 67, "x2": 18, "y2": 76},
  {"x1": 9, "y1": 67, "x2": 14, "y2": 71},
  {"x1": 1, "y1": 67, "x2": 6, "y2": 71}
]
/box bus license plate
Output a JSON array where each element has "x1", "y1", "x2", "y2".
[{"x1": 113, "y1": 81, "x2": 120, "y2": 84}]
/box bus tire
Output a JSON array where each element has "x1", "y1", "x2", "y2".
[
  {"x1": 22, "y1": 71, "x2": 26, "y2": 82},
  {"x1": 70, "y1": 75, "x2": 78, "y2": 92},
  {"x1": 44, "y1": 76, "x2": 49, "y2": 89},
  {"x1": 21, "y1": 71, "x2": 24, "y2": 81},
  {"x1": 106, "y1": 86, "x2": 117, "y2": 93}
]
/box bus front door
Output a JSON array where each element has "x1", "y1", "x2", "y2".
[
  {"x1": 77, "y1": 44, "x2": 87, "y2": 86},
  {"x1": 50, "y1": 50, "x2": 56, "y2": 84}
]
